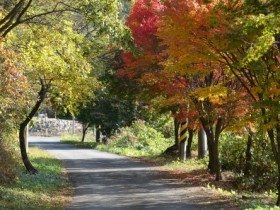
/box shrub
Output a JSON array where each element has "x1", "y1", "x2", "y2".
[
  {"x1": 0, "y1": 133, "x2": 20, "y2": 185},
  {"x1": 109, "y1": 120, "x2": 173, "y2": 155},
  {"x1": 220, "y1": 132, "x2": 277, "y2": 191}
]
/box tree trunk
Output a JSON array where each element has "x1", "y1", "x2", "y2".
[
  {"x1": 277, "y1": 167, "x2": 280, "y2": 206},
  {"x1": 200, "y1": 117, "x2": 223, "y2": 181},
  {"x1": 207, "y1": 135, "x2": 215, "y2": 172},
  {"x1": 267, "y1": 124, "x2": 280, "y2": 206},
  {"x1": 19, "y1": 80, "x2": 49, "y2": 173},
  {"x1": 262, "y1": 105, "x2": 280, "y2": 206},
  {"x1": 213, "y1": 140, "x2": 222, "y2": 181},
  {"x1": 186, "y1": 128, "x2": 194, "y2": 158},
  {"x1": 244, "y1": 129, "x2": 253, "y2": 177},
  {"x1": 207, "y1": 136, "x2": 222, "y2": 180},
  {"x1": 174, "y1": 118, "x2": 180, "y2": 149},
  {"x1": 81, "y1": 123, "x2": 89, "y2": 142},
  {"x1": 276, "y1": 126, "x2": 280, "y2": 206},
  {"x1": 19, "y1": 125, "x2": 37, "y2": 174},
  {"x1": 96, "y1": 125, "x2": 101, "y2": 143},
  {"x1": 198, "y1": 128, "x2": 207, "y2": 158}
]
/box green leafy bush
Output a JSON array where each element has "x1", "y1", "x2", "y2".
[
  {"x1": 108, "y1": 120, "x2": 173, "y2": 155},
  {"x1": 220, "y1": 132, "x2": 277, "y2": 191},
  {"x1": 0, "y1": 133, "x2": 20, "y2": 185}
]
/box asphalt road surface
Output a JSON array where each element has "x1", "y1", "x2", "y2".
[{"x1": 29, "y1": 136, "x2": 238, "y2": 210}]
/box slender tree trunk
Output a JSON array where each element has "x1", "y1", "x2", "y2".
[
  {"x1": 174, "y1": 118, "x2": 180, "y2": 149},
  {"x1": 19, "y1": 80, "x2": 49, "y2": 173},
  {"x1": 186, "y1": 128, "x2": 194, "y2": 158},
  {"x1": 262, "y1": 105, "x2": 280, "y2": 206},
  {"x1": 19, "y1": 125, "x2": 37, "y2": 174},
  {"x1": 244, "y1": 129, "x2": 253, "y2": 177},
  {"x1": 96, "y1": 125, "x2": 101, "y2": 143},
  {"x1": 277, "y1": 164, "x2": 280, "y2": 206},
  {"x1": 276, "y1": 125, "x2": 280, "y2": 206},
  {"x1": 268, "y1": 125, "x2": 280, "y2": 206},
  {"x1": 207, "y1": 135, "x2": 215, "y2": 172},
  {"x1": 81, "y1": 123, "x2": 89, "y2": 142},
  {"x1": 162, "y1": 118, "x2": 180, "y2": 156}
]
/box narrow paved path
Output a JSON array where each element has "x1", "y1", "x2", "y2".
[{"x1": 29, "y1": 136, "x2": 237, "y2": 210}]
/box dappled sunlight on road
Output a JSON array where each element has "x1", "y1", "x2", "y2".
[{"x1": 30, "y1": 136, "x2": 239, "y2": 210}]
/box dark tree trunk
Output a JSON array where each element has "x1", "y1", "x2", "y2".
[
  {"x1": 19, "y1": 80, "x2": 49, "y2": 173},
  {"x1": 186, "y1": 128, "x2": 194, "y2": 158},
  {"x1": 261, "y1": 105, "x2": 280, "y2": 206},
  {"x1": 207, "y1": 135, "x2": 215, "y2": 172},
  {"x1": 81, "y1": 123, "x2": 89, "y2": 142},
  {"x1": 277, "y1": 167, "x2": 280, "y2": 206},
  {"x1": 162, "y1": 118, "x2": 180, "y2": 156},
  {"x1": 19, "y1": 125, "x2": 37, "y2": 174},
  {"x1": 207, "y1": 136, "x2": 222, "y2": 180},
  {"x1": 174, "y1": 118, "x2": 180, "y2": 149},
  {"x1": 213, "y1": 140, "x2": 222, "y2": 181},
  {"x1": 276, "y1": 132, "x2": 280, "y2": 207},
  {"x1": 267, "y1": 124, "x2": 280, "y2": 206},
  {"x1": 244, "y1": 129, "x2": 253, "y2": 177},
  {"x1": 200, "y1": 117, "x2": 223, "y2": 181},
  {"x1": 96, "y1": 125, "x2": 101, "y2": 143}
]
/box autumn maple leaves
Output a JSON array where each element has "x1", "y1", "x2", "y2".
[{"x1": 118, "y1": 0, "x2": 280, "y2": 202}]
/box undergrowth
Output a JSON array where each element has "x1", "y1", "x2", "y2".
[{"x1": 0, "y1": 146, "x2": 71, "y2": 210}]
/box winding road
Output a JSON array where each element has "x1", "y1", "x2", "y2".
[{"x1": 29, "y1": 136, "x2": 237, "y2": 210}]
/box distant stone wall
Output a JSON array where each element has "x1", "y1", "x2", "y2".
[{"x1": 29, "y1": 118, "x2": 82, "y2": 136}]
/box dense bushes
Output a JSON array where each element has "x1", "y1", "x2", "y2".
[
  {"x1": 0, "y1": 133, "x2": 20, "y2": 185},
  {"x1": 108, "y1": 120, "x2": 173, "y2": 155},
  {"x1": 220, "y1": 132, "x2": 277, "y2": 191}
]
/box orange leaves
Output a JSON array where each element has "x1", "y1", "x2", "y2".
[
  {"x1": 0, "y1": 46, "x2": 29, "y2": 97},
  {"x1": 157, "y1": 0, "x2": 242, "y2": 77},
  {"x1": 0, "y1": 44, "x2": 30, "y2": 118}
]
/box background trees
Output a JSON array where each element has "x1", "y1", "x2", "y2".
[{"x1": 0, "y1": 0, "x2": 131, "y2": 173}]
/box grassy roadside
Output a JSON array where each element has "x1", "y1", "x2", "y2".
[
  {"x1": 0, "y1": 146, "x2": 71, "y2": 210},
  {"x1": 61, "y1": 134, "x2": 279, "y2": 210}
]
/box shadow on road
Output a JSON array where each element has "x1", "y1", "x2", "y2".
[{"x1": 29, "y1": 137, "x2": 238, "y2": 210}]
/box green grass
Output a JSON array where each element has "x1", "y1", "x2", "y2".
[
  {"x1": 206, "y1": 183, "x2": 278, "y2": 210},
  {"x1": 0, "y1": 146, "x2": 71, "y2": 210},
  {"x1": 61, "y1": 134, "x2": 168, "y2": 157},
  {"x1": 61, "y1": 134, "x2": 207, "y2": 176}
]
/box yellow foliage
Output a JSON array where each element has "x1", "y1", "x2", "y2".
[{"x1": 190, "y1": 84, "x2": 227, "y2": 104}]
